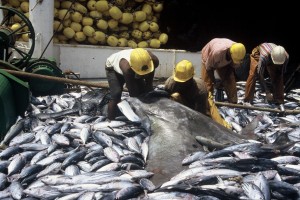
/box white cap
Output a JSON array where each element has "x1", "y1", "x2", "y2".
[{"x1": 271, "y1": 46, "x2": 286, "y2": 65}]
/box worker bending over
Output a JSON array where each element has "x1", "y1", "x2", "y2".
[
  {"x1": 165, "y1": 60, "x2": 231, "y2": 129},
  {"x1": 244, "y1": 43, "x2": 289, "y2": 111},
  {"x1": 105, "y1": 48, "x2": 159, "y2": 120},
  {"x1": 201, "y1": 38, "x2": 246, "y2": 104}
]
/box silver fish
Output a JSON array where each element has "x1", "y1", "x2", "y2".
[
  {"x1": 125, "y1": 137, "x2": 141, "y2": 154},
  {"x1": 92, "y1": 120, "x2": 126, "y2": 130},
  {"x1": 8, "y1": 154, "x2": 26, "y2": 176},
  {"x1": 23, "y1": 185, "x2": 62, "y2": 199},
  {"x1": 56, "y1": 192, "x2": 84, "y2": 200},
  {"x1": 9, "y1": 181, "x2": 23, "y2": 200},
  {"x1": 36, "y1": 162, "x2": 62, "y2": 178},
  {"x1": 0, "y1": 118, "x2": 25, "y2": 148},
  {"x1": 40, "y1": 131, "x2": 52, "y2": 145},
  {"x1": 80, "y1": 125, "x2": 91, "y2": 145},
  {"x1": 242, "y1": 182, "x2": 265, "y2": 200},
  {"x1": 96, "y1": 162, "x2": 120, "y2": 172},
  {"x1": 77, "y1": 161, "x2": 92, "y2": 173},
  {"x1": 93, "y1": 131, "x2": 113, "y2": 147},
  {"x1": 30, "y1": 150, "x2": 48, "y2": 165},
  {"x1": 141, "y1": 136, "x2": 150, "y2": 162},
  {"x1": 78, "y1": 192, "x2": 95, "y2": 200},
  {"x1": 19, "y1": 164, "x2": 44, "y2": 181},
  {"x1": 9, "y1": 132, "x2": 35, "y2": 146},
  {"x1": 104, "y1": 146, "x2": 120, "y2": 163},
  {"x1": 64, "y1": 165, "x2": 81, "y2": 176},
  {"x1": 52, "y1": 134, "x2": 70, "y2": 146},
  {"x1": 143, "y1": 191, "x2": 200, "y2": 200},
  {"x1": 254, "y1": 172, "x2": 271, "y2": 200},
  {"x1": 0, "y1": 173, "x2": 7, "y2": 190},
  {"x1": 115, "y1": 185, "x2": 143, "y2": 200},
  {"x1": 139, "y1": 178, "x2": 156, "y2": 192}
]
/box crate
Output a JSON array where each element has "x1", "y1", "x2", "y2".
[
  {"x1": 0, "y1": 74, "x2": 17, "y2": 139},
  {"x1": 0, "y1": 69, "x2": 29, "y2": 140}
]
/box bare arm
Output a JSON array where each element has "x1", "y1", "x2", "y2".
[
  {"x1": 144, "y1": 50, "x2": 159, "y2": 92},
  {"x1": 120, "y1": 59, "x2": 140, "y2": 97}
]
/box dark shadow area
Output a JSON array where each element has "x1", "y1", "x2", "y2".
[{"x1": 159, "y1": 0, "x2": 299, "y2": 88}]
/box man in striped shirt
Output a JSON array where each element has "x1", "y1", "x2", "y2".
[
  {"x1": 201, "y1": 38, "x2": 246, "y2": 104},
  {"x1": 244, "y1": 43, "x2": 289, "y2": 111}
]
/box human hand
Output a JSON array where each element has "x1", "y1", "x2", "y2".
[
  {"x1": 214, "y1": 79, "x2": 223, "y2": 89},
  {"x1": 243, "y1": 101, "x2": 252, "y2": 106},
  {"x1": 265, "y1": 92, "x2": 274, "y2": 103},
  {"x1": 279, "y1": 104, "x2": 285, "y2": 112},
  {"x1": 208, "y1": 92, "x2": 214, "y2": 100}
]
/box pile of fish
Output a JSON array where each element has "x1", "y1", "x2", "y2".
[{"x1": 0, "y1": 82, "x2": 299, "y2": 200}]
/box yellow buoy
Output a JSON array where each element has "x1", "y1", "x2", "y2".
[
  {"x1": 60, "y1": 1, "x2": 73, "y2": 9},
  {"x1": 138, "y1": 21, "x2": 150, "y2": 32},
  {"x1": 58, "y1": 9, "x2": 70, "y2": 20},
  {"x1": 83, "y1": 26, "x2": 95, "y2": 37},
  {"x1": 108, "y1": 19, "x2": 118, "y2": 29},
  {"x1": 20, "y1": 2, "x2": 29, "y2": 13},
  {"x1": 119, "y1": 13, "x2": 133, "y2": 25},
  {"x1": 13, "y1": 14, "x2": 22, "y2": 23},
  {"x1": 87, "y1": 0, "x2": 97, "y2": 11},
  {"x1": 53, "y1": 21, "x2": 63, "y2": 32},
  {"x1": 149, "y1": 21, "x2": 159, "y2": 32},
  {"x1": 107, "y1": 35, "x2": 118, "y2": 47},
  {"x1": 70, "y1": 11, "x2": 83, "y2": 23},
  {"x1": 96, "y1": 19, "x2": 108, "y2": 30},
  {"x1": 70, "y1": 22, "x2": 82, "y2": 32},
  {"x1": 153, "y1": 3, "x2": 163, "y2": 13},
  {"x1": 95, "y1": 0, "x2": 109, "y2": 12},
  {"x1": 142, "y1": 31, "x2": 152, "y2": 40},
  {"x1": 109, "y1": 6, "x2": 123, "y2": 20},
  {"x1": 131, "y1": 29, "x2": 142, "y2": 40},
  {"x1": 87, "y1": 36, "x2": 98, "y2": 45},
  {"x1": 74, "y1": 2, "x2": 87, "y2": 14},
  {"x1": 142, "y1": 3, "x2": 152, "y2": 15},
  {"x1": 93, "y1": 31, "x2": 106, "y2": 42},
  {"x1": 74, "y1": 32, "x2": 87, "y2": 42},
  {"x1": 159, "y1": 33, "x2": 168, "y2": 44},
  {"x1": 21, "y1": 33, "x2": 29, "y2": 42},
  {"x1": 89, "y1": 11, "x2": 102, "y2": 19},
  {"x1": 10, "y1": 23, "x2": 21, "y2": 32},
  {"x1": 119, "y1": 31, "x2": 130, "y2": 39},
  {"x1": 133, "y1": 11, "x2": 146, "y2": 22},
  {"x1": 128, "y1": 40, "x2": 138, "y2": 48},
  {"x1": 137, "y1": 41, "x2": 148, "y2": 48},
  {"x1": 118, "y1": 38, "x2": 128, "y2": 47},
  {"x1": 63, "y1": 27, "x2": 75, "y2": 39},
  {"x1": 82, "y1": 17, "x2": 94, "y2": 26},
  {"x1": 149, "y1": 39, "x2": 161, "y2": 48}
]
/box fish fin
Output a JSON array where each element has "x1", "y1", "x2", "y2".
[{"x1": 217, "y1": 176, "x2": 224, "y2": 185}]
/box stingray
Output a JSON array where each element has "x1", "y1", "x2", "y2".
[{"x1": 125, "y1": 95, "x2": 247, "y2": 186}]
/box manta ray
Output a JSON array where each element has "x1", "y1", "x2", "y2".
[{"x1": 125, "y1": 95, "x2": 247, "y2": 186}]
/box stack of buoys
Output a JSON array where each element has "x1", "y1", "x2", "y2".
[{"x1": 3, "y1": 0, "x2": 168, "y2": 49}]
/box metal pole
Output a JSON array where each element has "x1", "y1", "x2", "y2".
[
  {"x1": 215, "y1": 101, "x2": 300, "y2": 114},
  {"x1": 2, "y1": 69, "x2": 110, "y2": 88}
]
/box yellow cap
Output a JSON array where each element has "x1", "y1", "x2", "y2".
[
  {"x1": 130, "y1": 48, "x2": 154, "y2": 75},
  {"x1": 230, "y1": 43, "x2": 246, "y2": 64},
  {"x1": 173, "y1": 60, "x2": 194, "y2": 82}
]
